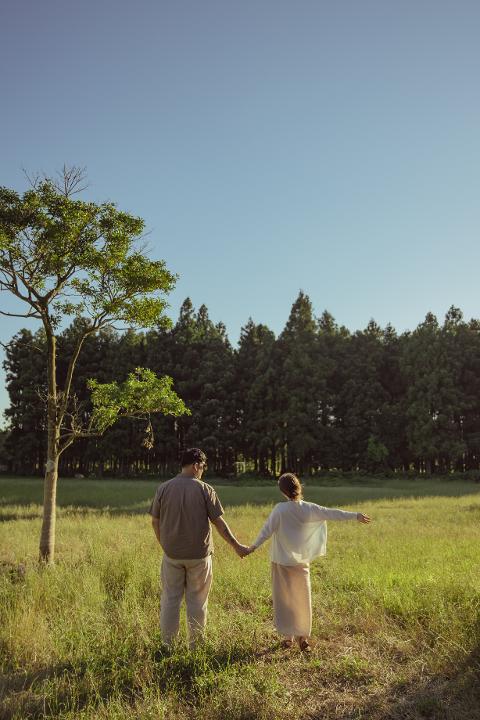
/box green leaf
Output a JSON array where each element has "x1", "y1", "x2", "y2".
[{"x1": 87, "y1": 367, "x2": 190, "y2": 435}]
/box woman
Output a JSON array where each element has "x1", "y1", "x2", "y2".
[{"x1": 246, "y1": 473, "x2": 371, "y2": 652}]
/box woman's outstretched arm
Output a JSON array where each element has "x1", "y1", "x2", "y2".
[
  {"x1": 313, "y1": 505, "x2": 371, "y2": 522},
  {"x1": 356, "y1": 512, "x2": 371, "y2": 523}
]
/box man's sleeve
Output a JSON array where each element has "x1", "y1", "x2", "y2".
[
  {"x1": 149, "y1": 488, "x2": 161, "y2": 519},
  {"x1": 204, "y1": 484, "x2": 224, "y2": 521}
]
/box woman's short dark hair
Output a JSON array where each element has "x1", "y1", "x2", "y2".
[
  {"x1": 181, "y1": 448, "x2": 207, "y2": 466},
  {"x1": 278, "y1": 472, "x2": 303, "y2": 500}
]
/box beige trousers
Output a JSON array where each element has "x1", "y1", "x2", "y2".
[
  {"x1": 160, "y1": 554, "x2": 213, "y2": 646},
  {"x1": 271, "y1": 561, "x2": 312, "y2": 638}
]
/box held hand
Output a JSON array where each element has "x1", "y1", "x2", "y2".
[
  {"x1": 234, "y1": 543, "x2": 250, "y2": 559},
  {"x1": 234, "y1": 543, "x2": 255, "y2": 559},
  {"x1": 357, "y1": 513, "x2": 371, "y2": 524}
]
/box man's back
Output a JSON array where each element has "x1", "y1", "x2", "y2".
[{"x1": 150, "y1": 473, "x2": 223, "y2": 559}]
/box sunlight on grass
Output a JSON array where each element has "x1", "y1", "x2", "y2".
[{"x1": 1, "y1": 477, "x2": 479, "y2": 719}]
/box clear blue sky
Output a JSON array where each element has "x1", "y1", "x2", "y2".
[{"x1": 1, "y1": 0, "x2": 480, "y2": 422}]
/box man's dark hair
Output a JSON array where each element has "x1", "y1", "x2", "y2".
[{"x1": 181, "y1": 448, "x2": 207, "y2": 466}]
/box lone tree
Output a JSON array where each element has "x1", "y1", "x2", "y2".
[{"x1": 0, "y1": 167, "x2": 189, "y2": 563}]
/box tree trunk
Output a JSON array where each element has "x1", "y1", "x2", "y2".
[
  {"x1": 281, "y1": 443, "x2": 288, "y2": 474},
  {"x1": 39, "y1": 451, "x2": 59, "y2": 562},
  {"x1": 39, "y1": 328, "x2": 59, "y2": 563},
  {"x1": 37, "y1": 434, "x2": 45, "y2": 476}
]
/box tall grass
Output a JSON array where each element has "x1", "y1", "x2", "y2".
[{"x1": 1, "y1": 478, "x2": 479, "y2": 719}]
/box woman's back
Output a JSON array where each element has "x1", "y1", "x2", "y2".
[{"x1": 254, "y1": 499, "x2": 358, "y2": 565}]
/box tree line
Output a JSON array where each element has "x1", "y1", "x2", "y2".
[{"x1": 2, "y1": 293, "x2": 480, "y2": 478}]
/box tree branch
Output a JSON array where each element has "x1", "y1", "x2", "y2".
[
  {"x1": 58, "y1": 401, "x2": 101, "y2": 454},
  {"x1": 56, "y1": 164, "x2": 89, "y2": 197},
  {"x1": 0, "y1": 309, "x2": 42, "y2": 319},
  {"x1": 58, "y1": 437, "x2": 75, "y2": 455},
  {"x1": 58, "y1": 330, "x2": 93, "y2": 422},
  {"x1": 5, "y1": 250, "x2": 44, "y2": 307},
  {"x1": 57, "y1": 308, "x2": 112, "y2": 423},
  {"x1": 0, "y1": 273, "x2": 43, "y2": 315},
  {"x1": 22, "y1": 167, "x2": 44, "y2": 191}
]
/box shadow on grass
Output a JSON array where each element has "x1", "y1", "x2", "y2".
[
  {"x1": 0, "y1": 662, "x2": 85, "y2": 720},
  {"x1": 2, "y1": 637, "x2": 479, "y2": 720},
  {"x1": 345, "y1": 645, "x2": 480, "y2": 720},
  {"x1": 0, "y1": 512, "x2": 42, "y2": 522},
  {"x1": 0, "y1": 641, "x2": 258, "y2": 720},
  {"x1": 0, "y1": 500, "x2": 151, "y2": 521},
  {"x1": 151, "y1": 641, "x2": 255, "y2": 694},
  {"x1": 1, "y1": 476, "x2": 480, "y2": 521}
]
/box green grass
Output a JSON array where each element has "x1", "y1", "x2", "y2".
[
  {"x1": 0, "y1": 474, "x2": 477, "y2": 516},
  {"x1": 1, "y1": 476, "x2": 480, "y2": 719}
]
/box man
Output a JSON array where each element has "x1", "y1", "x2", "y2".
[{"x1": 149, "y1": 447, "x2": 248, "y2": 646}]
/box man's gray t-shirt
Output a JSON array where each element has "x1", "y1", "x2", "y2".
[{"x1": 149, "y1": 474, "x2": 224, "y2": 559}]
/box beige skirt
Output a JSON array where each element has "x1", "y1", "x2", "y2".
[{"x1": 271, "y1": 561, "x2": 312, "y2": 638}]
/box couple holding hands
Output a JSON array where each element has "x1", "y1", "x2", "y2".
[{"x1": 149, "y1": 448, "x2": 370, "y2": 652}]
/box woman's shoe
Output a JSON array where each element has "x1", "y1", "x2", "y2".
[
  {"x1": 298, "y1": 637, "x2": 312, "y2": 653},
  {"x1": 281, "y1": 637, "x2": 294, "y2": 649}
]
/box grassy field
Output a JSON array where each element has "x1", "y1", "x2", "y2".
[{"x1": 1, "y1": 476, "x2": 479, "y2": 720}]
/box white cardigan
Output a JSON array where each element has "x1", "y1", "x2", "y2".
[{"x1": 252, "y1": 500, "x2": 358, "y2": 566}]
